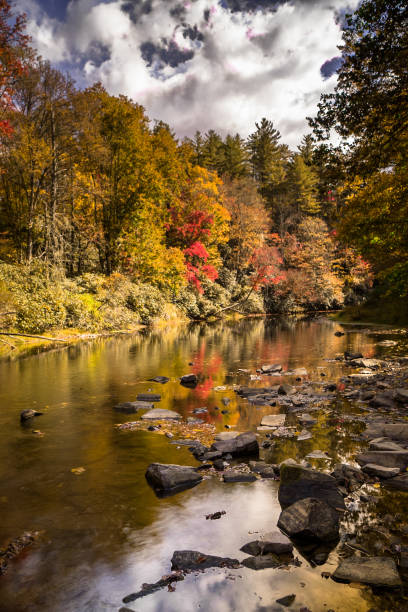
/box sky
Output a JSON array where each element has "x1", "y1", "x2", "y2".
[{"x1": 19, "y1": 0, "x2": 358, "y2": 147}]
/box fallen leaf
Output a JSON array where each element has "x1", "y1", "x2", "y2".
[{"x1": 71, "y1": 467, "x2": 86, "y2": 475}]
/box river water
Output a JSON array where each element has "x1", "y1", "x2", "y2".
[{"x1": 0, "y1": 317, "x2": 405, "y2": 611}]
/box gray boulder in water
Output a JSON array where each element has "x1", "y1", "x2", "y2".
[
  {"x1": 211, "y1": 431, "x2": 259, "y2": 457},
  {"x1": 332, "y1": 556, "x2": 401, "y2": 587},
  {"x1": 278, "y1": 497, "x2": 340, "y2": 541},
  {"x1": 145, "y1": 463, "x2": 202, "y2": 492},
  {"x1": 278, "y1": 463, "x2": 345, "y2": 511}
]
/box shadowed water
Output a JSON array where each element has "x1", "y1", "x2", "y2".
[{"x1": 0, "y1": 317, "x2": 403, "y2": 611}]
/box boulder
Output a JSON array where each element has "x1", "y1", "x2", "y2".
[
  {"x1": 369, "y1": 438, "x2": 404, "y2": 452},
  {"x1": 249, "y1": 461, "x2": 278, "y2": 478},
  {"x1": 362, "y1": 464, "x2": 401, "y2": 479},
  {"x1": 223, "y1": 471, "x2": 256, "y2": 483},
  {"x1": 278, "y1": 497, "x2": 340, "y2": 541},
  {"x1": 364, "y1": 422, "x2": 408, "y2": 441},
  {"x1": 261, "y1": 364, "x2": 282, "y2": 374},
  {"x1": 214, "y1": 431, "x2": 241, "y2": 441},
  {"x1": 141, "y1": 408, "x2": 181, "y2": 420},
  {"x1": 297, "y1": 430, "x2": 313, "y2": 441},
  {"x1": 278, "y1": 384, "x2": 295, "y2": 395},
  {"x1": 330, "y1": 464, "x2": 367, "y2": 492},
  {"x1": 171, "y1": 550, "x2": 239, "y2": 571},
  {"x1": 114, "y1": 401, "x2": 151, "y2": 414},
  {"x1": 298, "y1": 413, "x2": 317, "y2": 426},
  {"x1": 260, "y1": 414, "x2": 286, "y2": 427},
  {"x1": 240, "y1": 533, "x2": 293, "y2": 556},
  {"x1": 344, "y1": 351, "x2": 363, "y2": 361},
  {"x1": 350, "y1": 358, "x2": 383, "y2": 369},
  {"x1": 241, "y1": 554, "x2": 281, "y2": 570},
  {"x1": 278, "y1": 463, "x2": 345, "y2": 511},
  {"x1": 369, "y1": 393, "x2": 395, "y2": 408},
  {"x1": 20, "y1": 409, "x2": 43, "y2": 422},
  {"x1": 145, "y1": 463, "x2": 202, "y2": 492},
  {"x1": 137, "y1": 393, "x2": 161, "y2": 402},
  {"x1": 395, "y1": 389, "x2": 408, "y2": 404},
  {"x1": 211, "y1": 432, "x2": 259, "y2": 457},
  {"x1": 180, "y1": 374, "x2": 198, "y2": 387},
  {"x1": 356, "y1": 450, "x2": 408, "y2": 470},
  {"x1": 276, "y1": 595, "x2": 296, "y2": 607},
  {"x1": 332, "y1": 556, "x2": 401, "y2": 587},
  {"x1": 384, "y1": 473, "x2": 408, "y2": 491}
]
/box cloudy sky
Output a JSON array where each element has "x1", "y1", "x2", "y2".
[{"x1": 20, "y1": 0, "x2": 358, "y2": 147}]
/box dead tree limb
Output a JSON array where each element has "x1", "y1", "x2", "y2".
[{"x1": 0, "y1": 332, "x2": 66, "y2": 342}]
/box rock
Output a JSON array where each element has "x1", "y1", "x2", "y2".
[
  {"x1": 297, "y1": 430, "x2": 313, "y2": 441},
  {"x1": 395, "y1": 389, "x2": 408, "y2": 404},
  {"x1": 331, "y1": 464, "x2": 367, "y2": 492},
  {"x1": 212, "y1": 459, "x2": 225, "y2": 471},
  {"x1": 291, "y1": 367, "x2": 308, "y2": 377},
  {"x1": 278, "y1": 384, "x2": 295, "y2": 395},
  {"x1": 362, "y1": 463, "x2": 401, "y2": 479},
  {"x1": 165, "y1": 432, "x2": 174, "y2": 439},
  {"x1": 278, "y1": 497, "x2": 340, "y2": 541},
  {"x1": 261, "y1": 414, "x2": 286, "y2": 427},
  {"x1": 187, "y1": 417, "x2": 203, "y2": 424},
  {"x1": 350, "y1": 358, "x2": 383, "y2": 369},
  {"x1": 384, "y1": 474, "x2": 408, "y2": 491},
  {"x1": 20, "y1": 409, "x2": 43, "y2": 422},
  {"x1": 261, "y1": 364, "x2": 282, "y2": 374},
  {"x1": 145, "y1": 463, "x2": 202, "y2": 492},
  {"x1": 276, "y1": 594, "x2": 296, "y2": 607},
  {"x1": 0, "y1": 532, "x2": 38, "y2": 576},
  {"x1": 306, "y1": 450, "x2": 330, "y2": 460},
  {"x1": 148, "y1": 376, "x2": 169, "y2": 384},
  {"x1": 298, "y1": 414, "x2": 317, "y2": 426},
  {"x1": 114, "y1": 401, "x2": 151, "y2": 414},
  {"x1": 240, "y1": 533, "x2": 293, "y2": 556},
  {"x1": 122, "y1": 572, "x2": 184, "y2": 602},
  {"x1": 278, "y1": 463, "x2": 345, "y2": 511},
  {"x1": 332, "y1": 556, "x2": 401, "y2": 587},
  {"x1": 200, "y1": 451, "x2": 223, "y2": 461},
  {"x1": 171, "y1": 550, "x2": 239, "y2": 571},
  {"x1": 180, "y1": 374, "x2": 198, "y2": 387},
  {"x1": 214, "y1": 431, "x2": 240, "y2": 440},
  {"x1": 141, "y1": 408, "x2": 181, "y2": 420},
  {"x1": 370, "y1": 393, "x2": 395, "y2": 408},
  {"x1": 221, "y1": 398, "x2": 230, "y2": 406},
  {"x1": 223, "y1": 471, "x2": 257, "y2": 483},
  {"x1": 369, "y1": 438, "x2": 404, "y2": 451},
  {"x1": 205, "y1": 510, "x2": 226, "y2": 520},
  {"x1": 250, "y1": 461, "x2": 278, "y2": 478},
  {"x1": 344, "y1": 351, "x2": 363, "y2": 360},
  {"x1": 378, "y1": 340, "x2": 398, "y2": 347},
  {"x1": 193, "y1": 407, "x2": 208, "y2": 414},
  {"x1": 137, "y1": 393, "x2": 161, "y2": 402},
  {"x1": 365, "y1": 423, "x2": 408, "y2": 441},
  {"x1": 356, "y1": 451, "x2": 408, "y2": 470},
  {"x1": 211, "y1": 432, "x2": 259, "y2": 457},
  {"x1": 241, "y1": 554, "x2": 281, "y2": 570},
  {"x1": 334, "y1": 331, "x2": 345, "y2": 337}
]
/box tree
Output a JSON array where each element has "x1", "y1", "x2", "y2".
[
  {"x1": 287, "y1": 153, "x2": 320, "y2": 215},
  {"x1": 0, "y1": 0, "x2": 31, "y2": 136},
  {"x1": 220, "y1": 134, "x2": 249, "y2": 179},
  {"x1": 247, "y1": 118, "x2": 287, "y2": 198}
]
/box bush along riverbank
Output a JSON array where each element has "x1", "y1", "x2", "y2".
[{"x1": 113, "y1": 336, "x2": 408, "y2": 606}]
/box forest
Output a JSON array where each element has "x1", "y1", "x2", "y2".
[{"x1": 0, "y1": 0, "x2": 407, "y2": 335}]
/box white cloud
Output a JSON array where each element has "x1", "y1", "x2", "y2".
[{"x1": 23, "y1": 0, "x2": 359, "y2": 147}]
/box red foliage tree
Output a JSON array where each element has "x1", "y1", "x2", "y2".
[{"x1": 0, "y1": 0, "x2": 31, "y2": 136}]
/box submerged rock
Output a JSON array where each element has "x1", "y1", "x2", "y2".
[
  {"x1": 278, "y1": 463, "x2": 345, "y2": 511},
  {"x1": 369, "y1": 438, "x2": 404, "y2": 452},
  {"x1": 332, "y1": 556, "x2": 401, "y2": 587},
  {"x1": 384, "y1": 474, "x2": 408, "y2": 491},
  {"x1": 278, "y1": 497, "x2": 340, "y2": 541},
  {"x1": 145, "y1": 463, "x2": 202, "y2": 493},
  {"x1": 240, "y1": 533, "x2": 293, "y2": 556},
  {"x1": 20, "y1": 409, "x2": 43, "y2": 422},
  {"x1": 241, "y1": 554, "x2": 281, "y2": 570},
  {"x1": 137, "y1": 393, "x2": 161, "y2": 402},
  {"x1": 171, "y1": 550, "x2": 239, "y2": 571},
  {"x1": 276, "y1": 594, "x2": 296, "y2": 607},
  {"x1": 395, "y1": 389, "x2": 408, "y2": 404},
  {"x1": 141, "y1": 408, "x2": 181, "y2": 420},
  {"x1": 114, "y1": 401, "x2": 151, "y2": 414},
  {"x1": 344, "y1": 351, "x2": 363, "y2": 361},
  {"x1": 211, "y1": 432, "x2": 259, "y2": 457},
  {"x1": 122, "y1": 572, "x2": 184, "y2": 602},
  {"x1": 365, "y1": 423, "x2": 408, "y2": 441},
  {"x1": 148, "y1": 376, "x2": 170, "y2": 384},
  {"x1": 0, "y1": 531, "x2": 39, "y2": 575},
  {"x1": 223, "y1": 471, "x2": 256, "y2": 483}
]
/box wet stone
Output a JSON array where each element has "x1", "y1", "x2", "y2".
[
  {"x1": 114, "y1": 401, "x2": 151, "y2": 414},
  {"x1": 240, "y1": 533, "x2": 293, "y2": 556},
  {"x1": 137, "y1": 393, "x2": 161, "y2": 402},
  {"x1": 278, "y1": 497, "x2": 340, "y2": 542},
  {"x1": 223, "y1": 471, "x2": 257, "y2": 483},
  {"x1": 145, "y1": 463, "x2": 202, "y2": 492},
  {"x1": 276, "y1": 594, "x2": 296, "y2": 607},
  {"x1": 141, "y1": 408, "x2": 181, "y2": 420},
  {"x1": 362, "y1": 464, "x2": 401, "y2": 479},
  {"x1": 261, "y1": 414, "x2": 286, "y2": 427},
  {"x1": 356, "y1": 450, "x2": 408, "y2": 470},
  {"x1": 20, "y1": 409, "x2": 43, "y2": 422},
  {"x1": 148, "y1": 376, "x2": 169, "y2": 384},
  {"x1": 332, "y1": 556, "x2": 401, "y2": 587},
  {"x1": 261, "y1": 364, "x2": 282, "y2": 374},
  {"x1": 211, "y1": 432, "x2": 259, "y2": 457},
  {"x1": 278, "y1": 464, "x2": 345, "y2": 511},
  {"x1": 241, "y1": 554, "x2": 281, "y2": 570},
  {"x1": 171, "y1": 550, "x2": 239, "y2": 571},
  {"x1": 384, "y1": 473, "x2": 408, "y2": 491},
  {"x1": 180, "y1": 374, "x2": 198, "y2": 387}
]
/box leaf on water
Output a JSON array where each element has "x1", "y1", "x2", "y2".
[
  {"x1": 71, "y1": 467, "x2": 86, "y2": 475},
  {"x1": 373, "y1": 483, "x2": 380, "y2": 488}
]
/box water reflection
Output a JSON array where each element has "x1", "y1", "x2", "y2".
[{"x1": 0, "y1": 317, "x2": 390, "y2": 610}]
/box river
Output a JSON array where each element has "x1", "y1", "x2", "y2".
[{"x1": 0, "y1": 316, "x2": 406, "y2": 611}]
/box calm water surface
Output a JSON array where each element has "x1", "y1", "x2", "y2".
[{"x1": 0, "y1": 317, "x2": 403, "y2": 611}]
